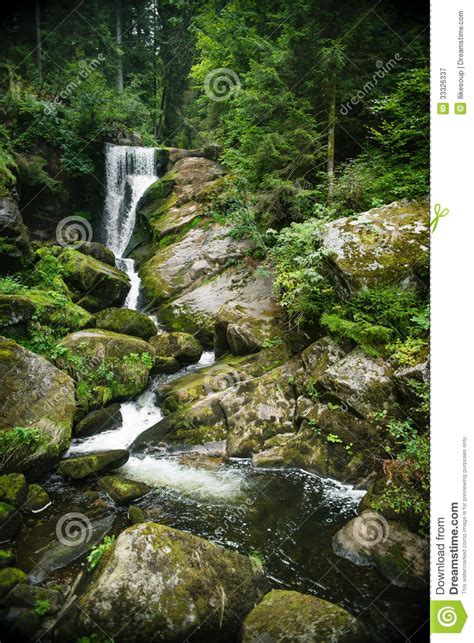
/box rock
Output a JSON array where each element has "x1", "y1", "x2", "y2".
[
  {"x1": 95, "y1": 307, "x2": 157, "y2": 340},
  {"x1": 58, "y1": 248, "x2": 130, "y2": 312},
  {"x1": 0, "y1": 606, "x2": 40, "y2": 639},
  {"x1": 0, "y1": 474, "x2": 27, "y2": 507},
  {"x1": 99, "y1": 475, "x2": 151, "y2": 504},
  {"x1": 358, "y1": 477, "x2": 423, "y2": 533},
  {"x1": 333, "y1": 510, "x2": 428, "y2": 590},
  {"x1": 56, "y1": 329, "x2": 154, "y2": 412},
  {"x1": 215, "y1": 300, "x2": 285, "y2": 357},
  {"x1": 76, "y1": 241, "x2": 116, "y2": 266},
  {"x1": 140, "y1": 223, "x2": 248, "y2": 308},
  {"x1": 300, "y1": 337, "x2": 346, "y2": 383},
  {"x1": 54, "y1": 522, "x2": 263, "y2": 641},
  {"x1": 58, "y1": 450, "x2": 130, "y2": 480},
  {"x1": 393, "y1": 358, "x2": 429, "y2": 424},
  {"x1": 149, "y1": 331, "x2": 203, "y2": 365},
  {"x1": 0, "y1": 503, "x2": 21, "y2": 543},
  {"x1": 151, "y1": 355, "x2": 180, "y2": 374},
  {"x1": 317, "y1": 348, "x2": 397, "y2": 419},
  {"x1": 74, "y1": 403, "x2": 123, "y2": 438},
  {"x1": 320, "y1": 198, "x2": 429, "y2": 294},
  {"x1": 0, "y1": 291, "x2": 93, "y2": 332},
  {"x1": 0, "y1": 197, "x2": 32, "y2": 271},
  {"x1": 0, "y1": 550, "x2": 15, "y2": 570},
  {"x1": 0, "y1": 295, "x2": 35, "y2": 328},
  {"x1": 159, "y1": 265, "x2": 280, "y2": 348},
  {"x1": 0, "y1": 338, "x2": 75, "y2": 479},
  {"x1": 243, "y1": 590, "x2": 367, "y2": 642},
  {"x1": 1, "y1": 583, "x2": 62, "y2": 614},
  {"x1": 128, "y1": 505, "x2": 146, "y2": 524},
  {"x1": 0, "y1": 568, "x2": 28, "y2": 599},
  {"x1": 24, "y1": 484, "x2": 50, "y2": 513},
  {"x1": 221, "y1": 362, "x2": 299, "y2": 457}
]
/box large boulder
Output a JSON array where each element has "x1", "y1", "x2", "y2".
[
  {"x1": 140, "y1": 224, "x2": 248, "y2": 307},
  {"x1": 333, "y1": 510, "x2": 428, "y2": 590},
  {"x1": 149, "y1": 331, "x2": 202, "y2": 365},
  {"x1": 58, "y1": 450, "x2": 129, "y2": 480},
  {"x1": 159, "y1": 265, "x2": 280, "y2": 348},
  {"x1": 58, "y1": 248, "x2": 130, "y2": 312},
  {"x1": 0, "y1": 474, "x2": 27, "y2": 507},
  {"x1": 0, "y1": 292, "x2": 92, "y2": 333},
  {"x1": 55, "y1": 522, "x2": 263, "y2": 641},
  {"x1": 0, "y1": 197, "x2": 32, "y2": 271},
  {"x1": 56, "y1": 329, "x2": 154, "y2": 413},
  {"x1": 0, "y1": 338, "x2": 75, "y2": 479},
  {"x1": 94, "y1": 308, "x2": 157, "y2": 340},
  {"x1": 243, "y1": 590, "x2": 367, "y2": 642},
  {"x1": 319, "y1": 198, "x2": 429, "y2": 294}
]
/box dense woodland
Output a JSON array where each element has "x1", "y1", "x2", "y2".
[{"x1": 0, "y1": 1, "x2": 429, "y2": 640}]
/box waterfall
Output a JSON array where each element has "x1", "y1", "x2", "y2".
[{"x1": 103, "y1": 144, "x2": 158, "y2": 309}]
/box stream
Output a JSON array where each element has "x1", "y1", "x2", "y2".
[{"x1": 15, "y1": 145, "x2": 427, "y2": 641}]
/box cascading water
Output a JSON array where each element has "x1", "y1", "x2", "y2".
[{"x1": 103, "y1": 144, "x2": 158, "y2": 309}]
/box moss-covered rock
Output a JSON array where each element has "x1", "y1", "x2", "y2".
[
  {"x1": 1, "y1": 583, "x2": 62, "y2": 614},
  {"x1": 149, "y1": 331, "x2": 202, "y2": 365},
  {"x1": 56, "y1": 329, "x2": 154, "y2": 413},
  {"x1": 0, "y1": 337, "x2": 75, "y2": 479},
  {"x1": 0, "y1": 502, "x2": 21, "y2": 542},
  {"x1": 24, "y1": 484, "x2": 50, "y2": 513},
  {"x1": 58, "y1": 248, "x2": 130, "y2": 312},
  {"x1": 320, "y1": 198, "x2": 429, "y2": 294},
  {"x1": 0, "y1": 474, "x2": 27, "y2": 507},
  {"x1": 0, "y1": 606, "x2": 40, "y2": 638},
  {"x1": 58, "y1": 449, "x2": 129, "y2": 480},
  {"x1": 54, "y1": 522, "x2": 263, "y2": 641},
  {"x1": 243, "y1": 590, "x2": 367, "y2": 642},
  {"x1": 0, "y1": 295, "x2": 35, "y2": 328},
  {"x1": 152, "y1": 355, "x2": 180, "y2": 374},
  {"x1": 0, "y1": 567, "x2": 28, "y2": 599},
  {"x1": 94, "y1": 307, "x2": 157, "y2": 340},
  {"x1": 0, "y1": 549, "x2": 15, "y2": 569},
  {"x1": 127, "y1": 505, "x2": 146, "y2": 525},
  {"x1": 74, "y1": 403, "x2": 122, "y2": 438},
  {"x1": 99, "y1": 475, "x2": 151, "y2": 504},
  {"x1": 77, "y1": 241, "x2": 116, "y2": 267},
  {"x1": 333, "y1": 510, "x2": 428, "y2": 589},
  {"x1": 0, "y1": 197, "x2": 32, "y2": 272}
]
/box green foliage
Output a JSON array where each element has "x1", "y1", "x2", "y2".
[
  {"x1": 249, "y1": 550, "x2": 265, "y2": 574},
  {"x1": 0, "y1": 426, "x2": 42, "y2": 471},
  {"x1": 271, "y1": 219, "x2": 335, "y2": 325},
  {"x1": 87, "y1": 536, "x2": 116, "y2": 572},
  {"x1": 33, "y1": 599, "x2": 51, "y2": 617}
]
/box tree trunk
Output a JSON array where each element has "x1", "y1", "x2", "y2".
[
  {"x1": 116, "y1": 0, "x2": 123, "y2": 92},
  {"x1": 327, "y1": 76, "x2": 336, "y2": 205},
  {"x1": 36, "y1": 0, "x2": 42, "y2": 84},
  {"x1": 152, "y1": 0, "x2": 158, "y2": 138}
]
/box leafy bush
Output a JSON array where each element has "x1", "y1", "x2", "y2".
[
  {"x1": 0, "y1": 426, "x2": 41, "y2": 472},
  {"x1": 87, "y1": 535, "x2": 116, "y2": 571}
]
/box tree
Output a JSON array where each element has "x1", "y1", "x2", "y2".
[{"x1": 116, "y1": 0, "x2": 123, "y2": 92}]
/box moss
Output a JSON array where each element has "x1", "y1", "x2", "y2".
[
  {"x1": 0, "y1": 567, "x2": 28, "y2": 598},
  {"x1": 99, "y1": 476, "x2": 151, "y2": 504},
  {"x1": 25, "y1": 484, "x2": 50, "y2": 512},
  {"x1": 94, "y1": 308, "x2": 157, "y2": 340},
  {"x1": 0, "y1": 473, "x2": 27, "y2": 507},
  {"x1": 58, "y1": 450, "x2": 129, "y2": 480},
  {"x1": 0, "y1": 549, "x2": 15, "y2": 569},
  {"x1": 150, "y1": 332, "x2": 202, "y2": 365}
]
